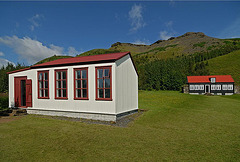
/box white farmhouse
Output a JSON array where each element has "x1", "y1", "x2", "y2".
[{"x1": 8, "y1": 52, "x2": 138, "y2": 121}]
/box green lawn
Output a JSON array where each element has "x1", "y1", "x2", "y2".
[
  {"x1": 1, "y1": 91, "x2": 240, "y2": 161},
  {"x1": 207, "y1": 50, "x2": 240, "y2": 85}
]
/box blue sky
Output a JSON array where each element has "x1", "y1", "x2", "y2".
[{"x1": 0, "y1": 1, "x2": 239, "y2": 66}]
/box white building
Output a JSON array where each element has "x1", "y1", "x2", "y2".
[{"x1": 8, "y1": 52, "x2": 138, "y2": 121}]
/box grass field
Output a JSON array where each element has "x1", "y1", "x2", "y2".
[
  {"x1": 1, "y1": 91, "x2": 240, "y2": 161},
  {"x1": 207, "y1": 50, "x2": 240, "y2": 85}
]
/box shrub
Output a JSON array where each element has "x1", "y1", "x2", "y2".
[{"x1": 0, "y1": 96, "x2": 9, "y2": 111}]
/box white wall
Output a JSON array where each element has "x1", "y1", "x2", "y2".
[
  {"x1": 115, "y1": 55, "x2": 138, "y2": 114},
  {"x1": 9, "y1": 62, "x2": 117, "y2": 115}
]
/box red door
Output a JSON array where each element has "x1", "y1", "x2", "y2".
[{"x1": 14, "y1": 77, "x2": 32, "y2": 108}]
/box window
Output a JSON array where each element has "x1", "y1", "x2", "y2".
[
  {"x1": 195, "y1": 85, "x2": 200, "y2": 90},
  {"x1": 38, "y1": 71, "x2": 49, "y2": 99},
  {"x1": 190, "y1": 85, "x2": 195, "y2": 90},
  {"x1": 222, "y1": 85, "x2": 228, "y2": 90},
  {"x1": 216, "y1": 85, "x2": 221, "y2": 90},
  {"x1": 74, "y1": 68, "x2": 88, "y2": 100},
  {"x1": 211, "y1": 85, "x2": 215, "y2": 90},
  {"x1": 96, "y1": 66, "x2": 112, "y2": 100},
  {"x1": 200, "y1": 85, "x2": 204, "y2": 90},
  {"x1": 55, "y1": 69, "x2": 67, "y2": 99},
  {"x1": 210, "y1": 78, "x2": 216, "y2": 83},
  {"x1": 228, "y1": 84, "x2": 233, "y2": 90}
]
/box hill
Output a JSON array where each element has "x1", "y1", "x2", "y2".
[
  {"x1": 78, "y1": 32, "x2": 225, "y2": 60},
  {"x1": 34, "y1": 55, "x2": 73, "y2": 65},
  {"x1": 207, "y1": 50, "x2": 240, "y2": 85}
]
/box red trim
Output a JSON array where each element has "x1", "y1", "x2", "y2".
[
  {"x1": 14, "y1": 76, "x2": 27, "y2": 108},
  {"x1": 7, "y1": 68, "x2": 31, "y2": 74},
  {"x1": 37, "y1": 70, "x2": 49, "y2": 99},
  {"x1": 74, "y1": 68, "x2": 89, "y2": 100},
  {"x1": 55, "y1": 69, "x2": 68, "y2": 100},
  {"x1": 95, "y1": 66, "x2": 112, "y2": 101}
]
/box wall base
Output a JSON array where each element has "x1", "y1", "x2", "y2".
[{"x1": 27, "y1": 109, "x2": 138, "y2": 122}]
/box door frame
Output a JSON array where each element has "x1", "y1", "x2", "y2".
[
  {"x1": 205, "y1": 84, "x2": 210, "y2": 93},
  {"x1": 14, "y1": 76, "x2": 27, "y2": 108}
]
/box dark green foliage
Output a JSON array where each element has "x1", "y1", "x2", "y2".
[
  {"x1": 0, "y1": 63, "x2": 27, "y2": 93},
  {"x1": 0, "y1": 96, "x2": 8, "y2": 111},
  {"x1": 138, "y1": 43, "x2": 240, "y2": 90},
  {"x1": 193, "y1": 42, "x2": 206, "y2": 48}
]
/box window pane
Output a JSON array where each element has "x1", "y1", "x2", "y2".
[
  {"x1": 98, "y1": 89, "x2": 103, "y2": 98},
  {"x1": 76, "y1": 89, "x2": 81, "y2": 98},
  {"x1": 97, "y1": 69, "x2": 103, "y2": 78},
  {"x1": 62, "y1": 80, "x2": 66, "y2": 88},
  {"x1": 104, "y1": 69, "x2": 109, "y2": 77},
  {"x1": 57, "y1": 89, "x2": 61, "y2": 97},
  {"x1": 82, "y1": 89, "x2": 87, "y2": 98},
  {"x1": 98, "y1": 79, "x2": 103, "y2": 88},
  {"x1": 39, "y1": 73, "x2": 43, "y2": 80},
  {"x1": 45, "y1": 81, "x2": 48, "y2": 88},
  {"x1": 57, "y1": 72, "x2": 61, "y2": 80},
  {"x1": 105, "y1": 78, "x2": 110, "y2": 88},
  {"x1": 57, "y1": 81, "x2": 61, "y2": 88},
  {"x1": 39, "y1": 81, "x2": 43, "y2": 88},
  {"x1": 76, "y1": 80, "x2": 81, "y2": 88},
  {"x1": 44, "y1": 73, "x2": 48, "y2": 80},
  {"x1": 105, "y1": 89, "x2": 110, "y2": 98},
  {"x1": 45, "y1": 90, "x2": 48, "y2": 97},
  {"x1": 62, "y1": 89, "x2": 66, "y2": 97},
  {"x1": 82, "y1": 80, "x2": 87, "y2": 88},
  {"x1": 82, "y1": 70, "x2": 87, "y2": 79},
  {"x1": 76, "y1": 70, "x2": 80, "y2": 79},
  {"x1": 62, "y1": 71, "x2": 66, "y2": 79},
  {"x1": 40, "y1": 89, "x2": 43, "y2": 97}
]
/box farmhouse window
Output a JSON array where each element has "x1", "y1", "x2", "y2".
[
  {"x1": 228, "y1": 84, "x2": 233, "y2": 90},
  {"x1": 96, "y1": 66, "x2": 112, "y2": 100},
  {"x1": 74, "y1": 68, "x2": 88, "y2": 100},
  {"x1": 55, "y1": 69, "x2": 68, "y2": 99},
  {"x1": 38, "y1": 70, "x2": 49, "y2": 99},
  {"x1": 211, "y1": 85, "x2": 215, "y2": 90},
  {"x1": 210, "y1": 78, "x2": 216, "y2": 83},
  {"x1": 195, "y1": 85, "x2": 200, "y2": 90},
  {"x1": 216, "y1": 85, "x2": 221, "y2": 90},
  {"x1": 222, "y1": 85, "x2": 228, "y2": 90},
  {"x1": 190, "y1": 85, "x2": 194, "y2": 90},
  {"x1": 200, "y1": 85, "x2": 204, "y2": 90}
]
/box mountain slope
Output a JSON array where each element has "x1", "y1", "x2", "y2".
[
  {"x1": 207, "y1": 50, "x2": 240, "y2": 85},
  {"x1": 35, "y1": 55, "x2": 73, "y2": 65}
]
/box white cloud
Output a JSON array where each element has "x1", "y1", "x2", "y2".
[
  {"x1": 67, "y1": 47, "x2": 83, "y2": 56},
  {"x1": 0, "y1": 58, "x2": 15, "y2": 67},
  {"x1": 129, "y1": 4, "x2": 146, "y2": 32},
  {"x1": 218, "y1": 17, "x2": 240, "y2": 38},
  {"x1": 159, "y1": 20, "x2": 176, "y2": 40},
  {"x1": 159, "y1": 31, "x2": 173, "y2": 40},
  {"x1": 0, "y1": 51, "x2": 4, "y2": 56},
  {"x1": 0, "y1": 35, "x2": 81, "y2": 65},
  {"x1": 29, "y1": 14, "x2": 44, "y2": 31},
  {"x1": 132, "y1": 39, "x2": 150, "y2": 45}
]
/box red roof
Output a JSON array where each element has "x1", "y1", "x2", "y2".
[
  {"x1": 8, "y1": 52, "x2": 134, "y2": 74},
  {"x1": 187, "y1": 75, "x2": 234, "y2": 83},
  {"x1": 32, "y1": 52, "x2": 130, "y2": 68}
]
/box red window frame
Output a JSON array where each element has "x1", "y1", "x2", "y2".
[
  {"x1": 37, "y1": 70, "x2": 49, "y2": 99},
  {"x1": 74, "y1": 68, "x2": 88, "y2": 100},
  {"x1": 55, "y1": 69, "x2": 68, "y2": 99},
  {"x1": 95, "y1": 66, "x2": 112, "y2": 101}
]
